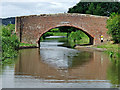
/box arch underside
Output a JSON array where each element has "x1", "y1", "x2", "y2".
[{"x1": 38, "y1": 25, "x2": 94, "y2": 45}]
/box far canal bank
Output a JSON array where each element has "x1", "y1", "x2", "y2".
[
  {"x1": 19, "y1": 41, "x2": 119, "y2": 59},
  {"x1": 75, "y1": 43, "x2": 119, "y2": 59}
]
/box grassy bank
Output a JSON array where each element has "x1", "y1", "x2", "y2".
[
  {"x1": 94, "y1": 43, "x2": 119, "y2": 59},
  {"x1": 19, "y1": 43, "x2": 38, "y2": 49}
]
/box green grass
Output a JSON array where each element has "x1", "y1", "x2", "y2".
[
  {"x1": 97, "y1": 43, "x2": 118, "y2": 49},
  {"x1": 94, "y1": 43, "x2": 119, "y2": 59},
  {"x1": 96, "y1": 43, "x2": 118, "y2": 53},
  {"x1": 20, "y1": 43, "x2": 36, "y2": 47}
]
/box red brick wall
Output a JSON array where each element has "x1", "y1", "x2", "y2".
[{"x1": 15, "y1": 13, "x2": 110, "y2": 45}]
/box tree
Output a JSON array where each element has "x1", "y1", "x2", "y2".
[
  {"x1": 93, "y1": 4, "x2": 102, "y2": 15},
  {"x1": 68, "y1": 2, "x2": 91, "y2": 14},
  {"x1": 68, "y1": 1, "x2": 120, "y2": 16},
  {"x1": 106, "y1": 13, "x2": 120, "y2": 43},
  {"x1": 86, "y1": 3, "x2": 95, "y2": 14}
]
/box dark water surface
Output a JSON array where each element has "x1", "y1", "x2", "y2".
[{"x1": 1, "y1": 37, "x2": 118, "y2": 88}]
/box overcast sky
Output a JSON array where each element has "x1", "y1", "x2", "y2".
[{"x1": 0, "y1": 0, "x2": 80, "y2": 18}]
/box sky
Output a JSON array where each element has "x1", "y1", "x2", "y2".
[{"x1": 0, "y1": 0, "x2": 80, "y2": 18}]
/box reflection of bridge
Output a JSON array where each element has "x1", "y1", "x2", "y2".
[
  {"x1": 15, "y1": 48, "x2": 110, "y2": 81},
  {"x1": 15, "y1": 13, "x2": 109, "y2": 46}
]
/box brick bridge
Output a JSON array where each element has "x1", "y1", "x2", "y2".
[{"x1": 15, "y1": 13, "x2": 110, "y2": 47}]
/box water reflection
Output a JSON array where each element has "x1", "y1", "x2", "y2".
[
  {"x1": 2, "y1": 37, "x2": 119, "y2": 88},
  {"x1": 15, "y1": 37, "x2": 112, "y2": 81}
]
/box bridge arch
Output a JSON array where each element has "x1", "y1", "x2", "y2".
[{"x1": 37, "y1": 24, "x2": 94, "y2": 47}]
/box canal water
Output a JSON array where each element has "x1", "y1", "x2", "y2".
[{"x1": 1, "y1": 36, "x2": 118, "y2": 88}]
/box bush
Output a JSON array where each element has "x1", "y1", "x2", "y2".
[
  {"x1": 107, "y1": 13, "x2": 120, "y2": 43},
  {"x1": 68, "y1": 30, "x2": 89, "y2": 43},
  {"x1": 0, "y1": 24, "x2": 20, "y2": 63},
  {"x1": 68, "y1": 31, "x2": 82, "y2": 42}
]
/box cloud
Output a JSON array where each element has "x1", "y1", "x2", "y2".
[{"x1": 1, "y1": 0, "x2": 79, "y2": 18}]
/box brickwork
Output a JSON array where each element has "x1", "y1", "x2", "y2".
[{"x1": 15, "y1": 13, "x2": 110, "y2": 46}]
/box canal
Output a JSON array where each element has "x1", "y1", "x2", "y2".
[{"x1": 1, "y1": 36, "x2": 118, "y2": 88}]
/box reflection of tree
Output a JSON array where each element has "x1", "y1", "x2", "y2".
[
  {"x1": 0, "y1": 64, "x2": 2, "y2": 75},
  {"x1": 107, "y1": 58, "x2": 120, "y2": 87},
  {"x1": 68, "y1": 51, "x2": 93, "y2": 68}
]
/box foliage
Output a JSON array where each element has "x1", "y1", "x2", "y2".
[
  {"x1": 86, "y1": 3, "x2": 95, "y2": 14},
  {"x1": 68, "y1": 1, "x2": 120, "y2": 16},
  {"x1": 68, "y1": 30, "x2": 89, "y2": 46},
  {"x1": 107, "y1": 13, "x2": 120, "y2": 43},
  {"x1": 0, "y1": 24, "x2": 20, "y2": 64},
  {"x1": 68, "y1": 31, "x2": 82, "y2": 42}
]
